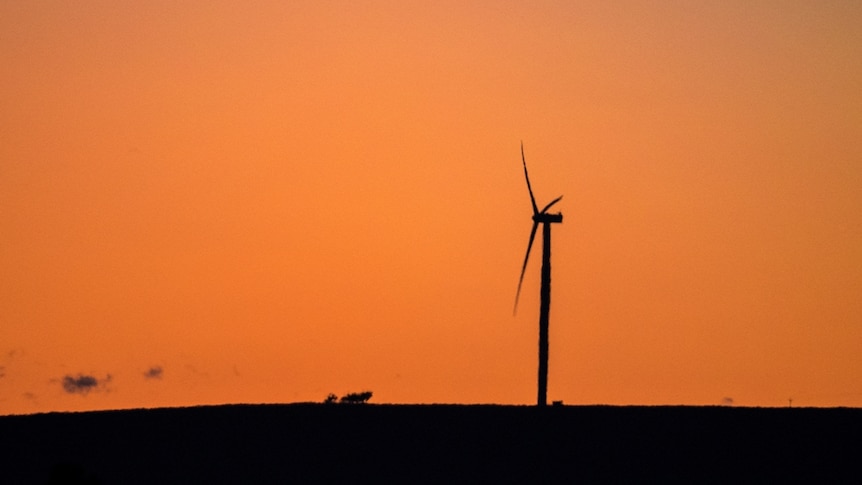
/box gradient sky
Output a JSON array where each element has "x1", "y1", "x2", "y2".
[{"x1": 2, "y1": 1, "x2": 861, "y2": 415}]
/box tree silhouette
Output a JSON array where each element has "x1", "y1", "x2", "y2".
[{"x1": 340, "y1": 391, "x2": 372, "y2": 404}]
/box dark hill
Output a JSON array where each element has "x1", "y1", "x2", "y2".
[{"x1": 2, "y1": 404, "x2": 859, "y2": 484}]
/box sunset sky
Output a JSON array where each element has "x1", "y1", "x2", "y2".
[{"x1": 2, "y1": 1, "x2": 861, "y2": 415}]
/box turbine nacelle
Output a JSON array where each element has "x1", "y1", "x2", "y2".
[{"x1": 533, "y1": 212, "x2": 563, "y2": 224}]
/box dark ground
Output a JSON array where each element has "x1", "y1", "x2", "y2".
[{"x1": 1, "y1": 404, "x2": 859, "y2": 484}]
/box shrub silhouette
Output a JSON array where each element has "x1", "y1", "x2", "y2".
[
  {"x1": 340, "y1": 391, "x2": 372, "y2": 404},
  {"x1": 324, "y1": 393, "x2": 338, "y2": 404}
]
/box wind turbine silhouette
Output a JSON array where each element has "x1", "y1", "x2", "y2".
[{"x1": 514, "y1": 142, "x2": 563, "y2": 407}]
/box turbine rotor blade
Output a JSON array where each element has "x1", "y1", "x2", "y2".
[
  {"x1": 514, "y1": 221, "x2": 540, "y2": 315},
  {"x1": 521, "y1": 142, "x2": 539, "y2": 215},
  {"x1": 540, "y1": 195, "x2": 563, "y2": 214}
]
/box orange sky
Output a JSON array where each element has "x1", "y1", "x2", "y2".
[{"x1": 2, "y1": 1, "x2": 861, "y2": 414}]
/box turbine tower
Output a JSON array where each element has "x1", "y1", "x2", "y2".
[{"x1": 514, "y1": 142, "x2": 563, "y2": 407}]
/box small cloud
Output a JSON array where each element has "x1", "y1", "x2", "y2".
[
  {"x1": 721, "y1": 397, "x2": 734, "y2": 406},
  {"x1": 3, "y1": 348, "x2": 22, "y2": 367},
  {"x1": 61, "y1": 374, "x2": 111, "y2": 395},
  {"x1": 144, "y1": 366, "x2": 163, "y2": 380},
  {"x1": 0, "y1": 365, "x2": 5, "y2": 378}
]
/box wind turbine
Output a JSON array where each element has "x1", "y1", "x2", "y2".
[{"x1": 514, "y1": 142, "x2": 563, "y2": 407}]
